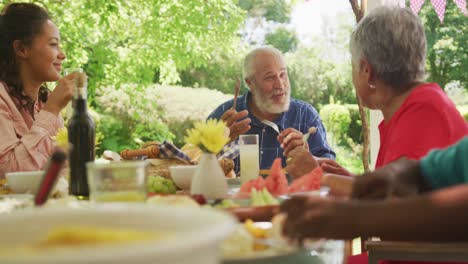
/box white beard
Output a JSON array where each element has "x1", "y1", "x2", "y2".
[{"x1": 252, "y1": 87, "x2": 291, "y2": 114}]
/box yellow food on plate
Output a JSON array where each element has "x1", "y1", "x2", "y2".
[
  {"x1": 93, "y1": 191, "x2": 147, "y2": 202},
  {"x1": 39, "y1": 225, "x2": 161, "y2": 246},
  {"x1": 244, "y1": 219, "x2": 268, "y2": 238},
  {"x1": 0, "y1": 225, "x2": 171, "y2": 256},
  {"x1": 220, "y1": 224, "x2": 254, "y2": 258}
]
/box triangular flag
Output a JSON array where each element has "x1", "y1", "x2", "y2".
[
  {"x1": 431, "y1": 0, "x2": 447, "y2": 22},
  {"x1": 453, "y1": 0, "x2": 468, "y2": 15},
  {"x1": 411, "y1": 0, "x2": 426, "y2": 14}
]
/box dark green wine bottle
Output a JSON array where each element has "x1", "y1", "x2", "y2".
[{"x1": 68, "y1": 74, "x2": 95, "y2": 200}]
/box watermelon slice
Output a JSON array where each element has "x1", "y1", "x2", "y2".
[
  {"x1": 239, "y1": 177, "x2": 266, "y2": 193},
  {"x1": 264, "y1": 158, "x2": 289, "y2": 195},
  {"x1": 288, "y1": 166, "x2": 323, "y2": 193}
]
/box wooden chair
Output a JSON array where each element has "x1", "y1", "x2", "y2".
[{"x1": 366, "y1": 241, "x2": 468, "y2": 263}]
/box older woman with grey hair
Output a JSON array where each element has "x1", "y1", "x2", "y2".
[
  {"x1": 280, "y1": 6, "x2": 468, "y2": 264},
  {"x1": 286, "y1": 6, "x2": 467, "y2": 177}
]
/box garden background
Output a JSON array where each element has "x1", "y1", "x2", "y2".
[{"x1": 2, "y1": 0, "x2": 466, "y2": 174}]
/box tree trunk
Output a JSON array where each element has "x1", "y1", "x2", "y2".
[{"x1": 349, "y1": 0, "x2": 370, "y2": 172}]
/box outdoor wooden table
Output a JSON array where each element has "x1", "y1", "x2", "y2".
[{"x1": 367, "y1": 241, "x2": 468, "y2": 263}]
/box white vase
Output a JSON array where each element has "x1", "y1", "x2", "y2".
[{"x1": 190, "y1": 153, "x2": 228, "y2": 199}]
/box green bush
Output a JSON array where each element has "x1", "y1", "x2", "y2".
[
  {"x1": 344, "y1": 104, "x2": 362, "y2": 144},
  {"x1": 95, "y1": 83, "x2": 174, "y2": 155},
  {"x1": 154, "y1": 85, "x2": 232, "y2": 147},
  {"x1": 320, "y1": 104, "x2": 351, "y2": 146},
  {"x1": 334, "y1": 143, "x2": 364, "y2": 175}
]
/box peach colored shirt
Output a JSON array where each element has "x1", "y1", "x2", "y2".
[{"x1": 0, "y1": 82, "x2": 63, "y2": 178}]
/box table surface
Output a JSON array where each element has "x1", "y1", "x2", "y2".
[{"x1": 0, "y1": 179, "x2": 345, "y2": 264}]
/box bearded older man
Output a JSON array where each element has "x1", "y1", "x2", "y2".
[{"x1": 208, "y1": 46, "x2": 335, "y2": 177}]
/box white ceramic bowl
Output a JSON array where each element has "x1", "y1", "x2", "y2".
[
  {"x1": 5, "y1": 171, "x2": 44, "y2": 194},
  {"x1": 169, "y1": 165, "x2": 197, "y2": 191},
  {"x1": 0, "y1": 204, "x2": 236, "y2": 264}
]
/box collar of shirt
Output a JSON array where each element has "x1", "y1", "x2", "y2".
[{"x1": 239, "y1": 91, "x2": 287, "y2": 134}]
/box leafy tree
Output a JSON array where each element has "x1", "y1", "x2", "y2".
[
  {"x1": 418, "y1": 1, "x2": 467, "y2": 89},
  {"x1": 179, "y1": 47, "x2": 247, "y2": 95},
  {"x1": 180, "y1": 0, "x2": 300, "y2": 94},
  {"x1": 0, "y1": 0, "x2": 246, "y2": 153},
  {"x1": 264, "y1": 26, "x2": 299, "y2": 53},
  {"x1": 0, "y1": 0, "x2": 246, "y2": 101},
  {"x1": 286, "y1": 45, "x2": 356, "y2": 108},
  {"x1": 238, "y1": 0, "x2": 295, "y2": 23}
]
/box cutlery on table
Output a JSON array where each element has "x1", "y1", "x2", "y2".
[
  {"x1": 232, "y1": 78, "x2": 240, "y2": 110},
  {"x1": 35, "y1": 149, "x2": 67, "y2": 206}
]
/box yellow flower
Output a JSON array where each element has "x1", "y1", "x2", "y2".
[
  {"x1": 184, "y1": 119, "x2": 229, "y2": 154},
  {"x1": 52, "y1": 127, "x2": 102, "y2": 152},
  {"x1": 53, "y1": 127, "x2": 69, "y2": 149}
]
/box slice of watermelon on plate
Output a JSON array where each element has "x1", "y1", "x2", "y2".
[
  {"x1": 288, "y1": 166, "x2": 323, "y2": 193},
  {"x1": 264, "y1": 158, "x2": 288, "y2": 196}
]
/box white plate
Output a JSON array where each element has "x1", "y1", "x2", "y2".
[
  {"x1": 277, "y1": 186, "x2": 330, "y2": 201},
  {"x1": 222, "y1": 221, "x2": 325, "y2": 264},
  {"x1": 0, "y1": 204, "x2": 236, "y2": 264}
]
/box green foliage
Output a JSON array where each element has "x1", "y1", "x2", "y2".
[
  {"x1": 419, "y1": 1, "x2": 468, "y2": 89},
  {"x1": 7, "y1": 0, "x2": 245, "y2": 103},
  {"x1": 344, "y1": 104, "x2": 362, "y2": 144},
  {"x1": 153, "y1": 85, "x2": 232, "y2": 147},
  {"x1": 95, "y1": 83, "x2": 175, "y2": 154},
  {"x1": 238, "y1": 0, "x2": 294, "y2": 23},
  {"x1": 264, "y1": 27, "x2": 299, "y2": 53},
  {"x1": 334, "y1": 143, "x2": 364, "y2": 175},
  {"x1": 320, "y1": 103, "x2": 351, "y2": 146},
  {"x1": 320, "y1": 102, "x2": 363, "y2": 175},
  {"x1": 0, "y1": 0, "x2": 246, "y2": 154},
  {"x1": 286, "y1": 46, "x2": 356, "y2": 107},
  {"x1": 179, "y1": 47, "x2": 247, "y2": 94}
]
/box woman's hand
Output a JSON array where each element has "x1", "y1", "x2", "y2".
[
  {"x1": 43, "y1": 73, "x2": 76, "y2": 115},
  {"x1": 280, "y1": 195, "x2": 360, "y2": 241},
  {"x1": 277, "y1": 128, "x2": 307, "y2": 156},
  {"x1": 221, "y1": 109, "x2": 251, "y2": 141},
  {"x1": 317, "y1": 158, "x2": 353, "y2": 177},
  {"x1": 285, "y1": 147, "x2": 318, "y2": 179}
]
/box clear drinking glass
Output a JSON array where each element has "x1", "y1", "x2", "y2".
[
  {"x1": 63, "y1": 68, "x2": 83, "y2": 76},
  {"x1": 86, "y1": 161, "x2": 147, "y2": 203},
  {"x1": 239, "y1": 134, "x2": 260, "y2": 184}
]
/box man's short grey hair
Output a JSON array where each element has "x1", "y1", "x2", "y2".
[
  {"x1": 349, "y1": 6, "x2": 427, "y2": 89},
  {"x1": 243, "y1": 46, "x2": 284, "y2": 82}
]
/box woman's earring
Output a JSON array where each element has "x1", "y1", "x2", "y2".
[{"x1": 369, "y1": 83, "x2": 376, "y2": 89}]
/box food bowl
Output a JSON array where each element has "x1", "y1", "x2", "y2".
[
  {"x1": 0, "y1": 204, "x2": 236, "y2": 264},
  {"x1": 5, "y1": 171, "x2": 44, "y2": 194},
  {"x1": 169, "y1": 165, "x2": 197, "y2": 191}
]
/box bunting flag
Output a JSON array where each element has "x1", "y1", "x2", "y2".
[
  {"x1": 410, "y1": 0, "x2": 467, "y2": 22},
  {"x1": 411, "y1": 0, "x2": 426, "y2": 14},
  {"x1": 453, "y1": 0, "x2": 468, "y2": 15},
  {"x1": 431, "y1": 0, "x2": 447, "y2": 22}
]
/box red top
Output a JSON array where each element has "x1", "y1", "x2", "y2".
[{"x1": 376, "y1": 83, "x2": 468, "y2": 168}]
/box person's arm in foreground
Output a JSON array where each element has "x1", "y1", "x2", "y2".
[
  {"x1": 352, "y1": 137, "x2": 468, "y2": 200},
  {"x1": 281, "y1": 184, "x2": 468, "y2": 242}
]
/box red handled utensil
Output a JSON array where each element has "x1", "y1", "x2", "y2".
[{"x1": 34, "y1": 149, "x2": 67, "y2": 206}]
